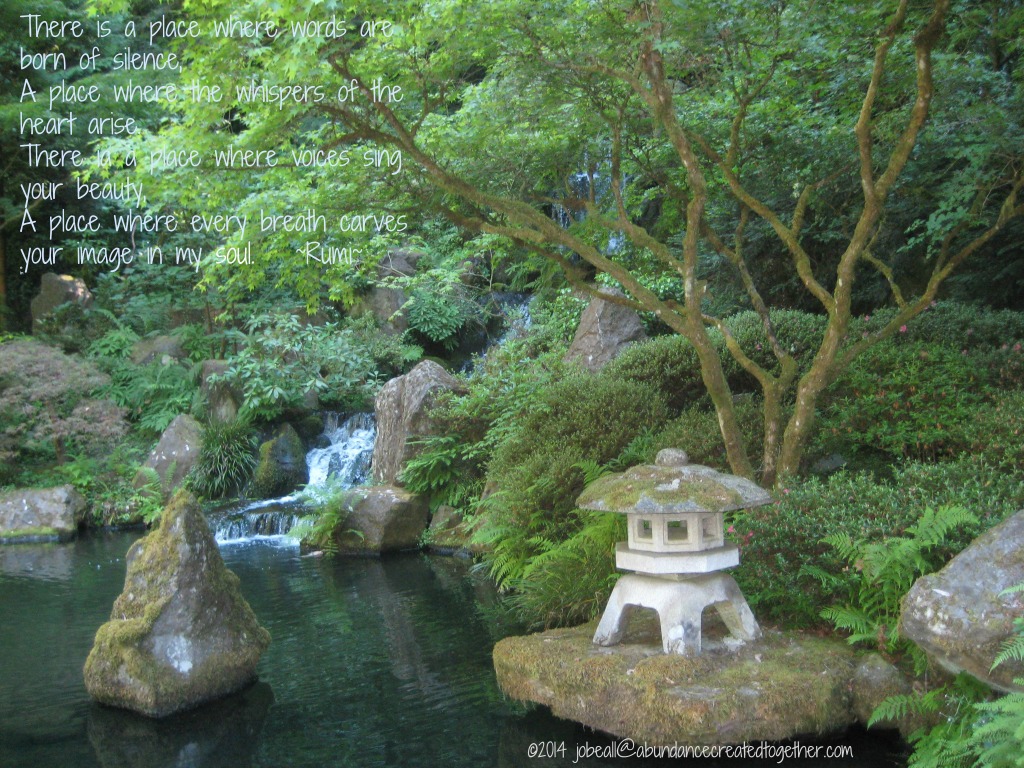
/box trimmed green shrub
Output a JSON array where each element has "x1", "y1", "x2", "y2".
[
  {"x1": 733, "y1": 457, "x2": 1024, "y2": 627},
  {"x1": 603, "y1": 334, "x2": 704, "y2": 413},
  {"x1": 819, "y1": 342, "x2": 987, "y2": 462},
  {"x1": 650, "y1": 398, "x2": 766, "y2": 471},
  {"x1": 477, "y1": 375, "x2": 668, "y2": 597},
  {"x1": 856, "y1": 301, "x2": 1024, "y2": 351}
]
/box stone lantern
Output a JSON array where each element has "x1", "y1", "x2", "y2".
[{"x1": 576, "y1": 448, "x2": 770, "y2": 655}]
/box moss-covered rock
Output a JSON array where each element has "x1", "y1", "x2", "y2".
[
  {"x1": 493, "y1": 622, "x2": 864, "y2": 745},
  {"x1": 0, "y1": 485, "x2": 86, "y2": 544},
  {"x1": 251, "y1": 423, "x2": 307, "y2": 498},
  {"x1": 83, "y1": 491, "x2": 270, "y2": 717}
]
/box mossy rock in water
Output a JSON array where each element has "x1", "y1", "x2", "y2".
[
  {"x1": 252, "y1": 423, "x2": 307, "y2": 498},
  {"x1": 83, "y1": 491, "x2": 270, "y2": 717},
  {"x1": 493, "y1": 622, "x2": 861, "y2": 745}
]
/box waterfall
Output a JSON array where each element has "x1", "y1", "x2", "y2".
[
  {"x1": 210, "y1": 412, "x2": 376, "y2": 546},
  {"x1": 460, "y1": 293, "x2": 533, "y2": 373},
  {"x1": 305, "y1": 412, "x2": 376, "y2": 489}
]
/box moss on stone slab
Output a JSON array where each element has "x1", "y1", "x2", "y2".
[
  {"x1": 0, "y1": 526, "x2": 70, "y2": 544},
  {"x1": 493, "y1": 623, "x2": 859, "y2": 746},
  {"x1": 577, "y1": 467, "x2": 748, "y2": 514}
]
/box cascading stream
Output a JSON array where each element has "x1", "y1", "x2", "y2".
[{"x1": 209, "y1": 412, "x2": 376, "y2": 545}]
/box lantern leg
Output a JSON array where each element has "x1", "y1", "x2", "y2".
[
  {"x1": 711, "y1": 576, "x2": 761, "y2": 643},
  {"x1": 592, "y1": 581, "x2": 635, "y2": 647},
  {"x1": 593, "y1": 573, "x2": 760, "y2": 656}
]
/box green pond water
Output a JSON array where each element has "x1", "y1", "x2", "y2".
[{"x1": 0, "y1": 531, "x2": 908, "y2": 767}]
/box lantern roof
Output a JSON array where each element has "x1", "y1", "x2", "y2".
[{"x1": 576, "y1": 449, "x2": 771, "y2": 515}]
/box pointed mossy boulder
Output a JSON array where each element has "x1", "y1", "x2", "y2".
[{"x1": 84, "y1": 491, "x2": 270, "y2": 717}]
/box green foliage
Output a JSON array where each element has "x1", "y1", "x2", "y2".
[
  {"x1": 343, "y1": 314, "x2": 423, "y2": 377},
  {"x1": 50, "y1": 447, "x2": 163, "y2": 527},
  {"x1": 650, "y1": 398, "x2": 765, "y2": 471},
  {"x1": 719, "y1": 310, "x2": 828, "y2": 387},
  {"x1": 405, "y1": 291, "x2": 468, "y2": 351},
  {"x1": 857, "y1": 302, "x2": 1024, "y2": 353},
  {"x1": 820, "y1": 342, "x2": 987, "y2": 462},
  {"x1": 476, "y1": 374, "x2": 668, "y2": 620},
  {"x1": 506, "y1": 510, "x2": 626, "y2": 630},
  {"x1": 289, "y1": 480, "x2": 361, "y2": 556},
  {"x1": 815, "y1": 505, "x2": 978, "y2": 665},
  {"x1": 99, "y1": 360, "x2": 197, "y2": 437},
  {"x1": 603, "y1": 333, "x2": 705, "y2": 413},
  {"x1": 399, "y1": 435, "x2": 482, "y2": 513},
  {"x1": 735, "y1": 457, "x2": 1024, "y2": 626},
  {"x1": 187, "y1": 419, "x2": 258, "y2": 499},
  {"x1": 223, "y1": 313, "x2": 377, "y2": 419},
  {"x1": 870, "y1": 674, "x2": 991, "y2": 768}
]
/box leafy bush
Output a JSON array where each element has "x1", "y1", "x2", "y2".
[
  {"x1": 603, "y1": 333, "x2": 705, "y2": 413},
  {"x1": 649, "y1": 398, "x2": 766, "y2": 471},
  {"x1": 956, "y1": 390, "x2": 1024, "y2": 472},
  {"x1": 477, "y1": 374, "x2": 668, "y2": 605},
  {"x1": 223, "y1": 313, "x2": 378, "y2": 419},
  {"x1": 819, "y1": 342, "x2": 987, "y2": 462},
  {"x1": 734, "y1": 457, "x2": 1024, "y2": 626},
  {"x1": 719, "y1": 309, "x2": 827, "y2": 385},
  {"x1": 0, "y1": 339, "x2": 128, "y2": 465},
  {"x1": 188, "y1": 419, "x2": 258, "y2": 499},
  {"x1": 857, "y1": 301, "x2": 1024, "y2": 352}
]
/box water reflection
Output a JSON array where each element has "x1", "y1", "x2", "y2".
[
  {"x1": 0, "y1": 541, "x2": 76, "y2": 581},
  {"x1": 88, "y1": 682, "x2": 274, "y2": 768}
]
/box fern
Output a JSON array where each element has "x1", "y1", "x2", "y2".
[
  {"x1": 819, "y1": 504, "x2": 977, "y2": 660},
  {"x1": 574, "y1": 459, "x2": 610, "y2": 485}
]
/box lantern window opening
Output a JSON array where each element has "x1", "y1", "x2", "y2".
[
  {"x1": 636, "y1": 518, "x2": 653, "y2": 540},
  {"x1": 665, "y1": 519, "x2": 689, "y2": 542}
]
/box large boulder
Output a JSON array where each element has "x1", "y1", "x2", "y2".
[
  {"x1": 371, "y1": 360, "x2": 464, "y2": 485},
  {"x1": 335, "y1": 485, "x2": 429, "y2": 554},
  {"x1": 30, "y1": 273, "x2": 92, "y2": 333},
  {"x1": 134, "y1": 415, "x2": 203, "y2": 500},
  {"x1": 83, "y1": 492, "x2": 270, "y2": 717},
  {"x1": 200, "y1": 360, "x2": 241, "y2": 424},
  {"x1": 564, "y1": 287, "x2": 647, "y2": 372},
  {"x1": 349, "y1": 249, "x2": 423, "y2": 335},
  {"x1": 350, "y1": 286, "x2": 408, "y2": 335},
  {"x1": 130, "y1": 335, "x2": 187, "y2": 366},
  {"x1": 493, "y1": 623, "x2": 861, "y2": 745},
  {"x1": 0, "y1": 485, "x2": 87, "y2": 543},
  {"x1": 252, "y1": 423, "x2": 307, "y2": 498},
  {"x1": 424, "y1": 504, "x2": 473, "y2": 556},
  {"x1": 900, "y1": 510, "x2": 1024, "y2": 693}
]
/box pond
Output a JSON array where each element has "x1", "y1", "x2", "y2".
[{"x1": 0, "y1": 532, "x2": 908, "y2": 768}]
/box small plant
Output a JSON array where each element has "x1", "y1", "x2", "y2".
[
  {"x1": 289, "y1": 479, "x2": 362, "y2": 555},
  {"x1": 187, "y1": 419, "x2": 258, "y2": 499},
  {"x1": 809, "y1": 504, "x2": 978, "y2": 667}
]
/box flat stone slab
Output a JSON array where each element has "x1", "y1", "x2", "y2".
[{"x1": 493, "y1": 622, "x2": 865, "y2": 746}]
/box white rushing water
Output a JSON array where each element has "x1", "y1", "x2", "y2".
[{"x1": 211, "y1": 412, "x2": 376, "y2": 546}]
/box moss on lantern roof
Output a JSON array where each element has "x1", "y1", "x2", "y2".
[{"x1": 576, "y1": 451, "x2": 770, "y2": 515}]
